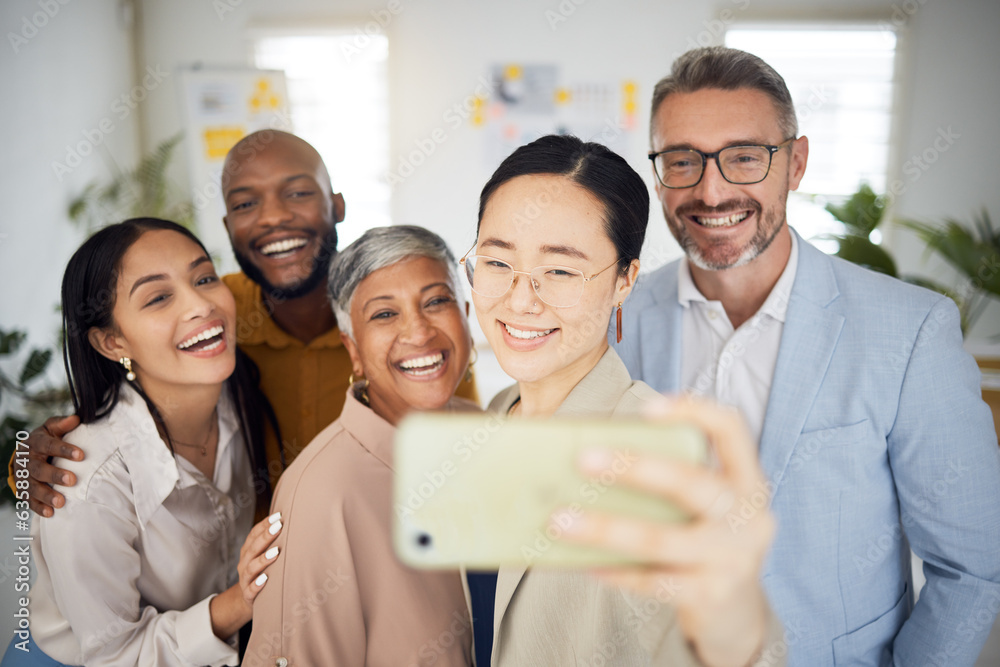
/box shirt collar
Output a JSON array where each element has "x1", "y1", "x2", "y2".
[
  {"x1": 340, "y1": 385, "x2": 485, "y2": 470},
  {"x1": 227, "y1": 271, "x2": 343, "y2": 351},
  {"x1": 675, "y1": 229, "x2": 799, "y2": 324},
  {"x1": 109, "y1": 383, "x2": 241, "y2": 528}
]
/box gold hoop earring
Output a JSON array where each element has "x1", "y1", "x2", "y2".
[
  {"x1": 465, "y1": 346, "x2": 478, "y2": 384},
  {"x1": 119, "y1": 357, "x2": 136, "y2": 381}
]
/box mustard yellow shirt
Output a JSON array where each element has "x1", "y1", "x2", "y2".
[{"x1": 224, "y1": 272, "x2": 478, "y2": 487}]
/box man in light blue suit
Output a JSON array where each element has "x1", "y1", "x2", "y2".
[{"x1": 612, "y1": 46, "x2": 1000, "y2": 666}]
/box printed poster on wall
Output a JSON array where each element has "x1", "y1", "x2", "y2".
[
  {"x1": 482, "y1": 64, "x2": 639, "y2": 169},
  {"x1": 178, "y1": 68, "x2": 291, "y2": 266}
]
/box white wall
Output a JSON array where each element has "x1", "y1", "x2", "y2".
[
  {"x1": 0, "y1": 0, "x2": 140, "y2": 650},
  {"x1": 1, "y1": 0, "x2": 140, "y2": 347}
]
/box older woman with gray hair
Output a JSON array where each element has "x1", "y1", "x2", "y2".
[{"x1": 244, "y1": 225, "x2": 477, "y2": 667}]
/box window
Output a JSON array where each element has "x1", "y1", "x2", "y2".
[
  {"x1": 725, "y1": 25, "x2": 900, "y2": 247},
  {"x1": 253, "y1": 30, "x2": 391, "y2": 247}
]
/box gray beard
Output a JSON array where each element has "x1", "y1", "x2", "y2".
[{"x1": 683, "y1": 208, "x2": 785, "y2": 271}]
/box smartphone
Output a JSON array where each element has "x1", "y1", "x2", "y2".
[{"x1": 393, "y1": 413, "x2": 707, "y2": 569}]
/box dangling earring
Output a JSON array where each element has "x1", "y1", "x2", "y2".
[
  {"x1": 615, "y1": 302, "x2": 623, "y2": 343},
  {"x1": 349, "y1": 373, "x2": 370, "y2": 406},
  {"x1": 119, "y1": 357, "x2": 136, "y2": 381},
  {"x1": 465, "y1": 347, "x2": 478, "y2": 384}
]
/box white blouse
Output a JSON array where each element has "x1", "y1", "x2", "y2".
[{"x1": 28, "y1": 383, "x2": 255, "y2": 666}]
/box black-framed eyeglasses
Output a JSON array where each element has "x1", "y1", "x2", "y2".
[
  {"x1": 459, "y1": 250, "x2": 618, "y2": 308},
  {"x1": 648, "y1": 138, "x2": 796, "y2": 189}
]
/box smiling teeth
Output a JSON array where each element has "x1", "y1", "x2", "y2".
[
  {"x1": 399, "y1": 352, "x2": 445, "y2": 375},
  {"x1": 695, "y1": 212, "x2": 749, "y2": 228},
  {"x1": 399, "y1": 352, "x2": 444, "y2": 373},
  {"x1": 178, "y1": 325, "x2": 224, "y2": 349},
  {"x1": 504, "y1": 324, "x2": 555, "y2": 340},
  {"x1": 260, "y1": 238, "x2": 307, "y2": 256}
]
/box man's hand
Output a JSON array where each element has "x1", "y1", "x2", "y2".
[
  {"x1": 554, "y1": 395, "x2": 777, "y2": 667},
  {"x1": 23, "y1": 415, "x2": 83, "y2": 517}
]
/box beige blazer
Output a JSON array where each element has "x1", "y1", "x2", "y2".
[
  {"x1": 244, "y1": 388, "x2": 473, "y2": 667},
  {"x1": 487, "y1": 348, "x2": 786, "y2": 667}
]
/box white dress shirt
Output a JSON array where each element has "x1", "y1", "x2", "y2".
[
  {"x1": 29, "y1": 383, "x2": 255, "y2": 667},
  {"x1": 679, "y1": 233, "x2": 799, "y2": 443}
]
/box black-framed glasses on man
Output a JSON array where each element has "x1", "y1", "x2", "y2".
[
  {"x1": 648, "y1": 138, "x2": 796, "y2": 189},
  {"x1": 459, "y1": 251, "x2": 618, "y2": 309}
]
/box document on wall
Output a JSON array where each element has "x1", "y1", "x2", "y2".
[{"x1": 178, "y1": 67, "x2": 291, "y2": 268}]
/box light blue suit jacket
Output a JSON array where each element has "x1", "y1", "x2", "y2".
[{"x1": 611, "y1": 231, "x2": 1000, "y2": 666}]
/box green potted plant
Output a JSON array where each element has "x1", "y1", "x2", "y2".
[
  {"x1": 900, "y1": 209, "x2": 1000, "y2": 335},
  {"x1": 819, "y1": 183, "x2": 970, "y2": 330},
  {"x1": 0, "y1": 329, "x2": 72, "y2": 505},
  {"x1": 68, "y1": 132, "x2": 195, "y2": 233}
]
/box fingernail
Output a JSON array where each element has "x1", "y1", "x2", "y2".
[
  {"x1": 265, "y1": 546, "x2": 279, "y2": 560},
  {"x1": 578, "y1": 448, "x2": 615, "y2": 473},
  {"x1": 61, "y1": 474, "x2": 72, "y2": 485},
  {"x1": 268, "y1": 521, "x2": 282, "y2": 535},
  {"x1": 255, "y1": 573, "x2": 268, "y2": 586},
  {"x1": 268, "y1": 512, "x2": 281, "y2": 524}
]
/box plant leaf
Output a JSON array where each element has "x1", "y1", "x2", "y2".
[
  {"x1": 19, "y1": 349, "x2": 51, "y2": 385},
  {"x1": 829, "y1": 234, "x2": 898, "y2": 276},
  {"x1": 900, "y1": 218, "x2": 1000, "y2": 296},
  {"x1": 0, "y1": 330, "x2": 26, "y2": 355},
  {"x1": 825, "y1": 183, "x2": 885, "y2": 236}
]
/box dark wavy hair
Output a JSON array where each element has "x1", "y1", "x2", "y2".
[
  {"x1": 477, "y1": 134, "x2": 649, "y2": 276},
  {"x1": 61, "y1": 217, "x2": 279, "y2": 502}
]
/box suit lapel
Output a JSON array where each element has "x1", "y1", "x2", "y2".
[
  {"x1": 492, "y1": 564, "x2": 528, "y2": 639},
  {"x1": 639, "y1": 266, "x2": 684, "y2": 393},
  {"x1": 491, "y1": 349, "x2": 637, "y2": 642},
  {"x1": 759, "y1": 235, "x2": 844, "y2": 498}
]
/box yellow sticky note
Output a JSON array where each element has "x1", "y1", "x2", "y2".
[{"x1": 203, "y1": 127, "x2": 245, "y2": 160}]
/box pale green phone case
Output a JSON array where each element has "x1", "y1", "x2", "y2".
[{"x1": 393, "y1": 413, "x2": 707, "y2": 569}]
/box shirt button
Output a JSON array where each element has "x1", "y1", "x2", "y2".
[
  {"x1": 708, "y1": 311, "x2": 717, "y2": 319},
  {"x1": 275, "y1": 658, "x2": 289, "y2": 667}
]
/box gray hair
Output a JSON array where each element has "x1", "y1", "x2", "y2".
[
  {"x1": 650, "y1": 46, "x2": 797, "y2": 143},
  {"x1": 328, "y1": 225, "x2": 464, "y2": 340}
]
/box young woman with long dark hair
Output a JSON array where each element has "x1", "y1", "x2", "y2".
[{"x1": 2, "y1": 218, "x2": 282, "y2": 667}]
